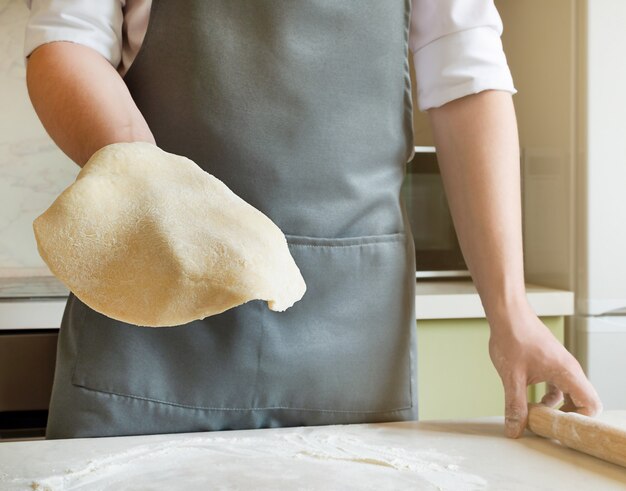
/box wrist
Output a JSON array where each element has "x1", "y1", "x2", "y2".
[{"x1": 479, "y1": 283, "x2": 533, "y2": 328}]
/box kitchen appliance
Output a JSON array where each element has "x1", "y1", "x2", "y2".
[
  {"x1": 574, "y1": 148, "x2": 626, "y2": 410},
  {"x1": 572, "y1": 0, "x2": 626, "y2": 411},
  {"x1": 0, "y1": 277, "x2": 66, "y2": 440},
  {"x1": 402, "y1": 146, "x2": 470, "y2": 279},
  {"x1": 0, "y1": 327, "x2": 57, "y2": 440}
]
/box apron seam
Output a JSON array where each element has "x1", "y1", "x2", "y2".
[
  {"x1": 69, "y1": 294, "x2": 89, "y2": 384},
  {"x1": 252, "y1": 302, "x2": 266, "y2": 407},
  {"x1": 285, "y1": 242, "x2": 402, "y2": 249},
  {"x1": 285, "y1": 234, "x2": 406, "y2": 248},
  {"x1": 72, "y1": 383, "x2": 413, "y2": 414}
]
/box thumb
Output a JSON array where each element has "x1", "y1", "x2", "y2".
[{"x1": 503, "y1": 377, "x2": 528, "y2": 439}]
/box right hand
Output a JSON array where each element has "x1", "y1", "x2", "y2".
[{"x1": 487, "y1": 304, "x2": 603, "y2": 438}]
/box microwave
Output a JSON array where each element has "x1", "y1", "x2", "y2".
[{"x1": 402, "y1": 146, "x2": 471, "y2": 279}]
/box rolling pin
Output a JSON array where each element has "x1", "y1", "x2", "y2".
[{"x1": 527, "y1": 403, "x2": 626, "y2": 468}]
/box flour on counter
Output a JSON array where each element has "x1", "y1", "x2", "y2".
[{"x1": 10, "y1": 426, "x2": 488, "y2": 491}]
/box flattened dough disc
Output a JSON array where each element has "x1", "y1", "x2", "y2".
[{"x1": 33, "y1": 142, "x2": 306, "y2": 327}]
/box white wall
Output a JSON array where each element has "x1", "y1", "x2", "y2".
[{"x1": 0, "y1": 0, "x2": 78, "y2": 276}]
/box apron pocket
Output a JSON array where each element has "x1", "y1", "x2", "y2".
[
  {"x1": 71, "y1": 297, "x2": 267, "y2": 410},
  {"x1": 71, "y1": 232, "x2": 415, "y2": 414},
  {"x1": 252, "y1": 232, "x2": 415, "y2": 413}
]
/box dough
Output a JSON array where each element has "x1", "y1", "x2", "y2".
[{"x1": 33, "y1": 142, "x2": 306, "y2": 327}]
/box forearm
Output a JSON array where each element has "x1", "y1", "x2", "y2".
[
  {"x1": 427, "y1": 90, "x2": 528, "y2": 326},
  {"x1": 26, "y1": 42, "x2": 154, "y2": 167}
]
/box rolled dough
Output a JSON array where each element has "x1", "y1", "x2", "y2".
[{"x1": 33, "y1": 142, "x2": 306, "y2": 327}]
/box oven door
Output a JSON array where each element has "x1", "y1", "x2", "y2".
[
  {"x1": 0, "y1": 330, "x2": 58, "y2": 440},
  {"x1": 403, "y1": 146, "x2": 470, "y2": 279}
]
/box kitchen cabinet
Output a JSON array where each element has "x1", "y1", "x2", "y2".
[
  {"x1": 414, "y1": 280, "x2": 571, "y2": 420},
  {"x1": 416, "y1": 316, "x2": 564, "y2": 420},
  {"x1": 0, "y1": 330, "x2": 58, "y2": 439},
  {"x1": 0, "y1": 332, "x2": 58, "y2": 412}
]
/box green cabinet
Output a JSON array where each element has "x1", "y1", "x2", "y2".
[{"x1": 416, "y1": 316, "x2": 564, "y2": 420}]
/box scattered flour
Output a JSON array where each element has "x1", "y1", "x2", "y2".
[{"x1": 7, "y1": 427, "x2": 487, "y2": 491}]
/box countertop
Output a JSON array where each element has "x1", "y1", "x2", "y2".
[
  {"x1": 415, "y1": 280, "x2": 573, "y2": 319},
  {"x1": 0, "y1": 277, "x2": 574, "y2": 330},
  {"x1": 1, "y1": 413, "x2": 625, "y2": 490}
]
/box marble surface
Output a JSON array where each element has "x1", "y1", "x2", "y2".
[
  {"x1": 1, "y1": 413, "x2": 626, "y2": 490},
  {"x1": 0, "y1": 0, "x2": 79, "y2": 271},
  {"x1": 0, "y1": 274, "x2": 67, "y2": 298}
]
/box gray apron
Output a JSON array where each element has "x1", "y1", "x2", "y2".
[{"x1": 46, "y1": 0, "x2": 417, "y2": 439}]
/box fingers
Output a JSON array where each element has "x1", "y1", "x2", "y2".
[
  {"x1": 540, "y1": 382, "x2": 563, "y2": 408},
  {"x1": 504, "y1": 377, "x2": 528, "y2": 439},
  {"x1": 552, "y1": 366, "x2": 603, "y2": 417}
]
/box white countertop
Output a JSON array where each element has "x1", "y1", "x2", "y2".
[
  {"x1": 1, "y1": 413, "x2": 625, "y2": 490},
  {"x1": 415, "y1": 280, "x2": 574, "y2": 319},
  {"x1": 0, "y1": 278, "x2": 574, "y2": 330}
]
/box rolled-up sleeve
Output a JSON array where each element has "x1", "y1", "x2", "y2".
[
  {"x1": 24, "y1": 0, "x2": 124, "y2": 67},
  {"x1": 410, "y1": 0, "x2": 517, "y2": 111}
]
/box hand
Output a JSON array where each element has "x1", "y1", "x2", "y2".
[{"x1": 488, "y1": 304, "x2": 603, "y2": 439}]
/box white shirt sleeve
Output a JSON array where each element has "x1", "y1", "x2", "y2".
[
  {"x1": 23, "y1": 0, "x2": 125, "y2": 67},
  {"x1": 410, "y1": 0, "x2": 517, "y2": 111},
  {"x1": 24, "y1": 0, "x2": 516, "y2": 111}
]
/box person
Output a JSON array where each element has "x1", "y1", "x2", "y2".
[{"x1": 24, "y1": 0, "x2": 602, "y2": 440}]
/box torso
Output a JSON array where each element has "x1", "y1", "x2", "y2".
[{"x1": 46, "y1": 0, "x2": 418, "y2": 439}]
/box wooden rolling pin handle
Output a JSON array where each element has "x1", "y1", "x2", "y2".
[{"x1": 527, "y1": 403, "x2": 626, "y2": 468}]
